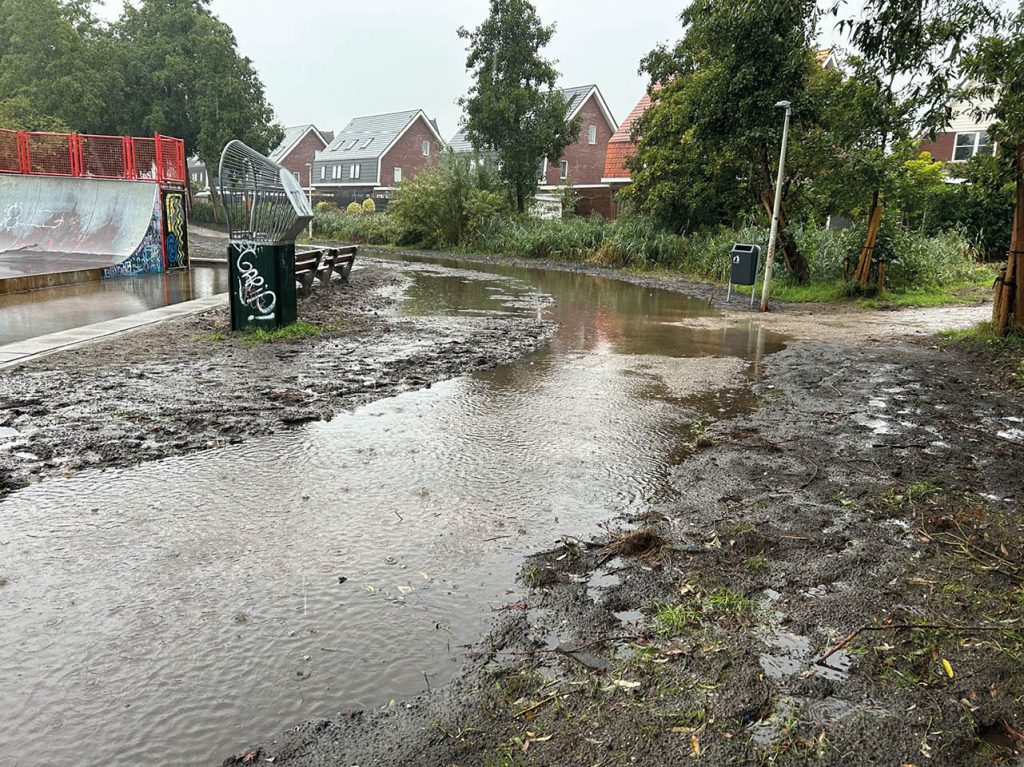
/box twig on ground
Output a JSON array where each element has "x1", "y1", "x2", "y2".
[{"x1": 816, "y1": 622, "x2": 1019, "y2": 665}]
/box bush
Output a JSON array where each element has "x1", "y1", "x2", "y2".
[
  {"x1": 189, "y1": 198, "x2": 217, "y2": 224},
  {"x1": 389, "y1": 152, "x2": 510, "y2": 248},
  {"x1": 346, "y1": 201, "x2": 363, "y2": 215},
  {"x1": 316, "y1": 200, "x2": 339, "y2": 213},
  {"x1": 362, "y1": 197, "x2": 376, "y2": 214},
  {"x1": 313, "y1": 210, "x2": 401, "y2": 244}
]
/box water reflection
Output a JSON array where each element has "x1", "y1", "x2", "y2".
[
  {"x1": 0, "y1": 257, "x2": 785, "y2": 766},
  {"x1": 0, "y1": 266, "x2": 229, "y2": 345}
]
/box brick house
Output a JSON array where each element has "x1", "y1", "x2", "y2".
[
  {"x1": 313, "y1": 110, "x2": 444, "y2": 207},
  {"x1": 449, "y1": 85, "x2": 618, "y2": 217},
  {"x1": 918, "y1": 95, "x2": 997, "y2": 165},
  {"x1": 602, "y1": 90, "x2": 656, "y2": 215},
  {"x1": 269, "y1": 124, "x2": 334, "y2": 189}
]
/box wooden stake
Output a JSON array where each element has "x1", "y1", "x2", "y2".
[
  {"x1": 855, "y1": 204, "x2": 883, "y2": 288},
  {"x1": 996, "y1": 144, "x2": 1024, "y2": 335}
]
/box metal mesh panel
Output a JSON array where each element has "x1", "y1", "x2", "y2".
[
  {"x1": 0, "y1": 130, "x2": 20, "y2": 173},
  {"x1": 219, "y1": 140, "x2": 313, "y2": 244},
  {"x1": 80, "y1": 134, "x2": 126, "y2": 179},
  {"x1": 159, "y1": 137, "x2": 185, "y2": 183},
  {"x1": 25, "y1": 132, "x2": 75, "y2": 175},
  {"x1": 132, "y1": 138, "x2": 158, "y2": 180}
]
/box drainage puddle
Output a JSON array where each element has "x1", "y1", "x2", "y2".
[{"x1": 0, "y1": 256, "x2": 786, "y2": 765}]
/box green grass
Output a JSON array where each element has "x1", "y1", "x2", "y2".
[
  {"x1": 243, "y1": 320, "x2": 322, "y2": 346},
  {"x1": 201, "y1": 331, "x2": 228, "y2": 342}
]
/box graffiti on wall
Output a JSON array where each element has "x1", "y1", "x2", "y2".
[
  {"x1": 235, "y1": 242, "x2": 276, "y2": 323},
  {"x1": 162, "y1": 191, "x2": 189, "y2": 270},
  {"x1": 103, "y1": 195, "x2": 164, "y2": 278}
]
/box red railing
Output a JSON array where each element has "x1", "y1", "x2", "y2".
[{"x1": 0, "y1": 129, "x2": 186, "y2": 184}]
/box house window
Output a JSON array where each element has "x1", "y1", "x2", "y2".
[
  {"x1": 422, "y1": 140, "x2": 430, "y2": 156},
  {"x1": 361, "y1": 138, "x2": 374, "y2": 149},
  {"x1": 320, "y1": 165, "x2": 326, "y2": 181},
  {"x1": 331, "y1": 165, "x2": 340, "y2": 180},
  {"x1": 346, "y1": 139, "x2": 359, "y2": 150},
  {"x1": 293, "y1": 171, "x2": 300, "y2": 181},
  {"x1": 588, "y1": 125, "x2": 597, "y2": 145},
  {"x1": 560, "y1": 160, "x2": 568, "y2": 180},
  {"x1": 953, "y1": 131, "x2": 994, "y2": 162},
  {"x1": 394, "y1": 167, "x2": 402, "y2": 183},
  {"x1": 350, "y1": 164, "x2": 360, "y2": 180}
]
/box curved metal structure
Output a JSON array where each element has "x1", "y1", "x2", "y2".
[{"x1": 218, "y1": 140, "x2": 313, "y2": 330}]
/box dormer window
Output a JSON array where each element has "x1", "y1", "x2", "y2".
[{"x1": 361, "y1": 138, "x2": 374, "y2": 149}]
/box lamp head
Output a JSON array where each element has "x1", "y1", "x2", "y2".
[{"x1": 775, "y1": 100, "x2": 791, "y2": 109}]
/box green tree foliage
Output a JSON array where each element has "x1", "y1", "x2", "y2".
[
  {"x1": 0, "y1": 0, "x2": 123, "y2": 132},
  {"x1": 458, "y1": 0, "x2": 579, "y2": 213},
  {"x1": 623, "y1": 0, "x2": 822, "y2": 282},
  {"x1": 115, "y1": 0, "x2": 282, "y2": 191},
  {"x1": 389, "y1": 151, "x2": 510, "y2": 248}
]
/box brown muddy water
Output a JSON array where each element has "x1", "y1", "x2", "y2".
[{"x1": 0, "y1": 256, "x2": 785, "y2": 766}]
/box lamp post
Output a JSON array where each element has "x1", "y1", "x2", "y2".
[
  {"x1": 305, "y1": 162, "x2": 314, "y2": 241},
  {"x1": 759, "y1": 100, "x2": 792, "y2": 313}
]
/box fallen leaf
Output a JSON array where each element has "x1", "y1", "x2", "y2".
[
  {"x1": 942, "y1": 659, "x2": 954, "y2": 679},
  {"x1": 690, "y1": 734, "x2": 702, "y2": 757},
  {"x1": 420, "y1": 571, "x2": 432, "y2": 581},
  {"x1": 670, "y1": 726, "x2": 694, "y2": 734},
  {"x1": 613, "y1": 679, "x2": 641, "y2": 690},
  {"x1": 241, "y1": 753, "x2": 257, "y2": 764}
]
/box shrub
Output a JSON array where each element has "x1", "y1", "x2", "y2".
[
  {"x1": 189, "y1": 198, "x2": 217, "y2": 224},
  {"x1": 346, "y1": 201, "x2": 363, "y2": 215},
  {"x1": 316, "y1": 200, "x2": 339, "y2": 213},
  {"x1": 313, "y1": 210, "x2": 401, "y2": 244},
  {"x1": 389, "y1": 151, "x2": 510, "y2": 248}
]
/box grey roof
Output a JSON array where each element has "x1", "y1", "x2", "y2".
[
  {"x1": 448, "y1": 85, "x2": 598, "y2": 152},
  {"x1": 268, "y1": 124, "x2": 329, "y2": 163},
  {"x1": 317, "y1": 110, "x2": 424, "y2": 164}
]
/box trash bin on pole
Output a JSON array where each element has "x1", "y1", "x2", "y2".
[
  {"x1": 727, "y1": 243, "x2": 761, "y2": 307},
  {"x1": 218, "y1": 140, "x2": 314, "y2": 331}
]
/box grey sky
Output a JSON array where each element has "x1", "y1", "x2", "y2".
[{"x1": 96, "y1": 1, "x2": 856, "y2": 139}]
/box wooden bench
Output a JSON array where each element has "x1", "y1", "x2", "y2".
[
  {"x1": 316, "y1": 246, "x2": 358, "y2": 286},
  {"x1": 293, "y1": 250, "x2": 324, "y2": 296}
]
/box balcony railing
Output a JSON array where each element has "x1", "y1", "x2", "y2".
[{"x1": 0, "y1": 130, "x2": 187, "y2": 185}]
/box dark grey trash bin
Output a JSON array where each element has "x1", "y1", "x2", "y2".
[
  {"x1": 730, "y1": 243, "x2": 760, "y2": 285},
  {"x1": 727, "y1": 243, "x2": 761, "y2": 306}
]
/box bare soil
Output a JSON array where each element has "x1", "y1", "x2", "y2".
[{"x1": 222, "y1": 258, "x2": 1024, "y2": 767}]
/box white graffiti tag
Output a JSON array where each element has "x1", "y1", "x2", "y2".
[{"x1": 235, "y1": 243, "x2": 277, "y2": 322}]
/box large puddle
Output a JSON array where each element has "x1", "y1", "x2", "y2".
[
  {"x1": 0, "y1": 266, "x2": 229, "y2": 346},
  {"x1": 0, "y1": 256, "x2": 785, "y2": 765}
]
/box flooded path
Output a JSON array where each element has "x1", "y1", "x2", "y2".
[
  {"x1": 0, "y1": 256, "x2": 784, "y2": 766},
  {"x1": 0, "y1": 266, "x2": 229, "y2": 346}
]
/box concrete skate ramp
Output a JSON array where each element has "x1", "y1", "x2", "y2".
[{"x1": 0, "y1": 174, "x2": 160, "y2": 281}]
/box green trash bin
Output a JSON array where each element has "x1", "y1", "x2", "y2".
[{"x1": 219, "y1": 141, "x2": 313, "y2": 331}]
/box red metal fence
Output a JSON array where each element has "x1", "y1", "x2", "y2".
[{"x1": 0, "y1": 129, "x2": 186, "y2": 184}]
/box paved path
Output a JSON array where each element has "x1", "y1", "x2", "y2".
[{"x1": 0, "y1": 293, "x2": 225, "y2": 368}]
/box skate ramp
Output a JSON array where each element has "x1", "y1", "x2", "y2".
[{"x1": 0, "y1": 174, "x2": 162, "y2": 283}]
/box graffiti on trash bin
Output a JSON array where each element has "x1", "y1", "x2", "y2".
[{"x1": 235, "y1": 243, "x2": 277, "y2": 322}]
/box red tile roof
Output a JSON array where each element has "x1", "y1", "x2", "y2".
[{"x1": 602, "y1": 91, "x2": 654, "y2": 181}]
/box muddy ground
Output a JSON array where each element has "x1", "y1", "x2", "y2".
[
  {"x1": 223, "y1": 260, "x2": 1024, "y2": 766},
  {"x1": 0, "y1": 262, "x2": 553, "y2": 497}
]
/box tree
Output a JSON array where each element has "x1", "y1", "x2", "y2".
[
  {"x1": 963, "y1": 5, "x2": 1024, "y2": 334},
  {"x1": 837, "y1": 0, "x2": 998, "y2": 290},
  {"x1": 0, "y1": 0, "x2": 123, "y2": 132},
  {"x1": 458, "y1": 0, "x2": 579, "y2": 213},
  {"x1": 115, "y1": 0, "x2": 282, "y2": 209},
  {"x1": 624, "y1": 0, "x2": 822, "y2": 284}
]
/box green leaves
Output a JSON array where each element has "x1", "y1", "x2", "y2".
[{"x1": 458, "y1": 0, "x2": 578, "y2": 212}]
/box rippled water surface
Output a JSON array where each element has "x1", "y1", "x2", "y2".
[{"x1": 0, "y1": 256, "x2": 785, "y2": 766}]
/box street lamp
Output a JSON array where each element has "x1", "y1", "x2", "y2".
[
  {"x1": 759, "y1": 100, "x2": 792, "y2": 313},
  {"x1": 305, "y1": 162, "x2": 314, "y2": 241}
]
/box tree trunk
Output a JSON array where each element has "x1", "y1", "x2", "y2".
[
  {"x1": 759, "y1": 191, "x2": 810, "y2": 285},
  {"x1": 994, "y1": 144, "x2": 1024, "y2": 335},
  {"x1": 854, "y1": 192, "x2": 883, "y2": 290}
]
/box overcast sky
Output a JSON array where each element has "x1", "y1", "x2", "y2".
[{"x1": 95, "y1": 1, "x2": 855, "y2": 139}]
